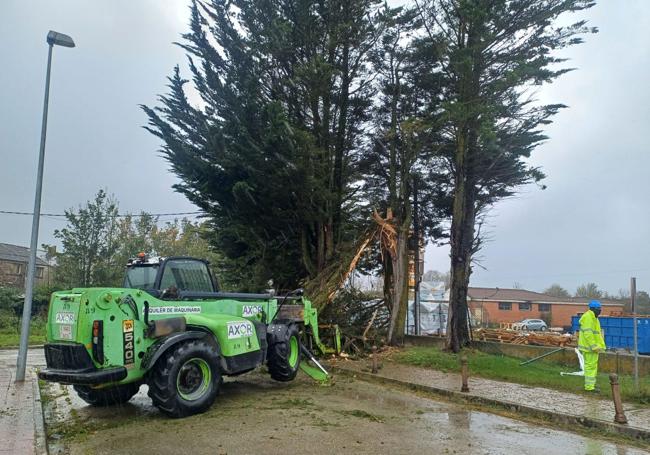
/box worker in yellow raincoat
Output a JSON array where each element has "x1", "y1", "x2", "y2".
[{"x1": 578, "y1": 300, "x2": 606, "y2": 391}]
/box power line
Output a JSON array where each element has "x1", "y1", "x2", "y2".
[{"x1": 0, "y1": 210, "x2": 204, "y2": 218}]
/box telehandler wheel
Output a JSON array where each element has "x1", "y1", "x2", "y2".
[
  {"x1": 147, "y1": 339, "x2": 221, "y2": 418},
  {"x1": 267, "y1": 323, "x2": 301, "y2": 382},
  {"x1": 73, "y1": 383, "x2": 140, "y2": 407}
]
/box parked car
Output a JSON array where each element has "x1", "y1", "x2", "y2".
[{"x1": 520, "y1": 319, "x2": 548, "y2": 331}]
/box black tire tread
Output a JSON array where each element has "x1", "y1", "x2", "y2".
[
  {"x1": 146, "y1": 339, "x2": 220, "y2": 418},
  {"x1": 267, "y1": 323, "x2": 300, "y2": 382}
]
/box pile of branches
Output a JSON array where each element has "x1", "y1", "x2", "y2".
[
  {"x1": 318, "y1": 288, "x2": 390, "y2": 355},
  {"x1": 303, "y1": 226, "x2": 379, "y2": 310},
  {"x1": 303, "y1": 211, "x2": 400, "y2": 354}
]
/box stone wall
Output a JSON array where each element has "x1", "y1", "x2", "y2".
[{"x1": 0, "y1": 260, "x2": 51, "y2": 288}]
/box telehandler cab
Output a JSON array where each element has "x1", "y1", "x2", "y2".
[{"x1": 38, "y1": 254, "x2": 339, "y2": 417}]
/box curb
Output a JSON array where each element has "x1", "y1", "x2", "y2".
[
  {"x1": 331, "y1": 365, "x2": 650, "y2": 444},
  {"x1": 0, "y1": 345, "x2": 45, "y2": 351},
  {"x1": 31, "y1": 369, "x2": 49, "y2": 455}
]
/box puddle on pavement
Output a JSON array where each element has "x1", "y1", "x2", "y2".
[{"x1": 41, "y1": 371, "x2": 648, "y2": 455}]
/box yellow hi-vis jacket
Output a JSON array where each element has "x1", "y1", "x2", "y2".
[{"x1": 578, "y1": 310, "x2": 606, "y2": 353}]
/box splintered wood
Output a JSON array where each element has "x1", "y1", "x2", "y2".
[
  {"x1": 474, "y1": 328, "x2": 576, "y2": 347},
  {"x1": 304, "y1": 225, "x2": 380, "y2": 309},
  {"x1": 326, "y1": 228, "x2": 377, "y2": 303},
  {"x1": 305, "y1": 210, "x2": 398, "y2": 309},
  {"x1": 372, "y1": 209, "x2": 397, "y2": 258}
]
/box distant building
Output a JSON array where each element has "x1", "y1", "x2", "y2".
[
  {"x1": 0, "y1": 243, "x2": 52, "y2": 288},
  {"x1": 467, "y1": 287, "x2": 625, "y2": 329}
]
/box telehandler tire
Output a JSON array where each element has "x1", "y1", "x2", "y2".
[
  {"x1": 147, "y1": 339, "x2": 221, "y2": 418},
  {"x1": 267, "y1": 323, "x2": 301, "y2": 382},
  {"x1": 73, "y1": 383, "x2": 140, "y2": 407}
]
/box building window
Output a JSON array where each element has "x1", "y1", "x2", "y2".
[
  {"x1": 498, "y1": 302, "x2": 512, "y2": 310},
  {"x1": 36, "y1": 267, "x2": 44, "y2": 279},
  {"x1": 11, "y1": 263, "x2": 24, "y2": 275},
  {"x1": 519, "y1": 302, "x2": 531, "y2": 311},
  {"x1": 538, "y1": 303, "x2": 551, "y2": 312}
]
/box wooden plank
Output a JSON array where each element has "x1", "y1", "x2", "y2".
[{"x1": 276, "y1": 304, "x2": 304, "y2": 320}]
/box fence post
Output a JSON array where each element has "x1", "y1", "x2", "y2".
[
  {"x1": 460, "y1": 355, "x2": 469, "y2": 392},
  {"x1": 609, "y1": 373, "x2": 628, "y2": 424}
]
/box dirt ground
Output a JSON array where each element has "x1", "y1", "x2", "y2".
[{"x1": 41, "y1": 369, "x2": 649, "y2": 455}]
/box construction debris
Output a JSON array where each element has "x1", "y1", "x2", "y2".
[{"x1": 474, "y1": 328, "x2": 576, "y2": 347}]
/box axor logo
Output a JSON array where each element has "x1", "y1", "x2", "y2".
[
  {"x1": 227, "y1": 321, "x2": 253, "y2": 339},
  {"x1": 242, "y1": 305, "x2": 263, "y2": 317}
]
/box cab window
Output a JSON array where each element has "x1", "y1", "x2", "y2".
[
  {"x1": 124, "y1": 265, "x2": 159, "y2": 289},
  {"x1": 160, "y1": 259, "x2": 214, "y2": 292}
]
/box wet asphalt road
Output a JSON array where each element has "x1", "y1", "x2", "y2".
[{"x1": 6, "y1": 349, "x2": 648, "y2": 455}]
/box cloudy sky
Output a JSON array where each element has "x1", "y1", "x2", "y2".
[{"x1": 1, "y1": 1, "x2": 648, "y2": 295}]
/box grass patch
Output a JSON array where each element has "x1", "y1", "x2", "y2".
[
  {"x1": 0, "y1": 309, "x2": 47, "y2": 347},
  {"x1": 391, "y1": 346, "x2": 650, "y2": 405},
  {"x1": 0, "y1": 321, "x2": 46, "y2": 347}
]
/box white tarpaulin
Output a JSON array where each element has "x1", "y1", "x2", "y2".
[{"x1": 407, "y1": 300, "x2": 448, "y2": 335}]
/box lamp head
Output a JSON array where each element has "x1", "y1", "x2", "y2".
[{"x1": 47, "y1": 31, "x2": 75, "y2": 48}]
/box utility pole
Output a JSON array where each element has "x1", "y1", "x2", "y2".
[
  {"x1": 413, "y1": 175, "x2": 421, "y2": 336},
  {"x1": 16, "y1": 31, "x2": 75, "y2": 382},
  {"x1": 631, "y1": 277, "x2": 639, "y2": 392}
]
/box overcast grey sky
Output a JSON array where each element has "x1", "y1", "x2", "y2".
[
  {"x1": 426, "y1": 1, "x2": 650, "y2": 295},
  {"x1": 0, "y1": 0, "x2": 196, "y2": 249},
  {"x1": 1, "y1": 1, "x2": 648, "y2": 295}
]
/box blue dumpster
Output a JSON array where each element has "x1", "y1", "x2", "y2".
[{"x1": 571, "y1": 315, "x2": 650, "y2": 354}]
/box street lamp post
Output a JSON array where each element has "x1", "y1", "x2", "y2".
[{"x1": 16, "y1": 31, "x2": 75, "y2": 382}]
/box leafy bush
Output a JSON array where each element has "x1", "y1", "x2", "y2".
[
  {"x1": 0, "y1": 309, "x2": 19, "y2": 331},
  {"x1": 0, "y1": 285, "x2": 55, "y2": 317},
  {"x1": 0, "y1": 287, "x2": 22, "y2": 313}
]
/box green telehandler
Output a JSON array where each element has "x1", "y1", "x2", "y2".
[{"x1": 38, "y1": 254, "x2": 340, "y2": 418}]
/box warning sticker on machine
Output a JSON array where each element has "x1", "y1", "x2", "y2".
[
  {"x1": 59, "y1": 324, "x2": 72, "y2": 340},
  {"x1": 242, "y1": 305, "x2": 263, "y2": 317},
  {"x1": 123, "y1": 319, "x2": 134, "y2": 332},
  {"x1": 148, "y1": 306, "x2": 201, "y2": 315},
  {"x1": 123, "y1": 319, "x2": 135, "y2": 366},
  {"x1": 227, "y1": 321, "x2": 253, "y2": 339}
]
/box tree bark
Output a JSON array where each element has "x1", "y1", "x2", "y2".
[
  {"x1": 332, "y1": 43, "x2": 350, "y2": 246},
  {"x1": 387, "y1": 221, "x2": 411, "y2": 345},
  {"x1": 446, "y1": 133, "x2": 477, "y2": 352},
  {"x1": 445, "y1": 11, "x2": 482, "y2": 353}
]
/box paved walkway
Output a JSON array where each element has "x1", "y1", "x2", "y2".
[
  {"x1": 330, "y1": 358, "x2": 650, "y2": 442},
  {"x1": 0, "y1": 349, "x2": 47, "y2": 455}
]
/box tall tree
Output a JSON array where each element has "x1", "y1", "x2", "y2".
[
  {"x1": 111, "y1": 213, "x2": 158, "y2": 274},
  {"x1": 544, "y1": 284, "x2": 570, "y2": 298},
  {"x1": 47, "y1": 190, "x2": 222, "y2": 288},
  {"x1": 143, "y1": 0, "x2": 381, "y2": 293},
  {"x1": 575, "y1": 282, "x2": 602, "y2": 299},
  {"x1": 48, "y1": 190, "x2": 120, "y2": 287},
  {"x1": 414, "y1": 0, "x2": 596, "y2": 351},
  {"x1": 362, "y1": 5, "x2": 449, "y2": 344}
]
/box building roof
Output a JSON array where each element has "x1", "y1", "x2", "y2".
[
  {"x1": 0, "y1": 243, "x2": 48, "y2": 267},
  {"x1": 467, "y1": 287, "x2": 623, "y2": 307}
]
